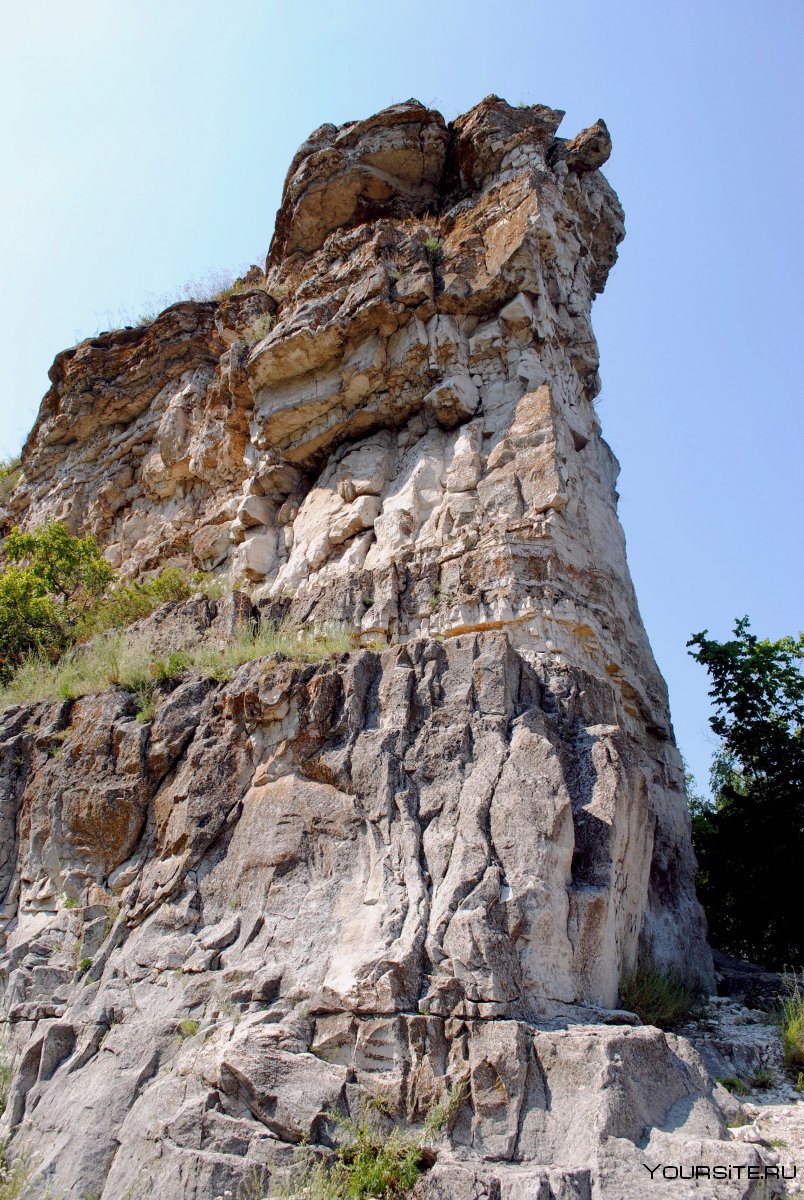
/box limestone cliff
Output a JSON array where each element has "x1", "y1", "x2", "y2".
[{"x1": 0, "y1": 98, "x2": 765, "y2": 1199}]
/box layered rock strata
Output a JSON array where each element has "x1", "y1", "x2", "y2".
[{"x1": 0, "y1": 97, "x2": 758, "y2": 1198}]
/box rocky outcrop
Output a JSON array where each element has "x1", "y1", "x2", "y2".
[{"x1": 0, "y1": 96, "x2": 765, "y2": 1198}]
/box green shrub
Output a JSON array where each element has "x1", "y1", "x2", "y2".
[
  {"x1": 749, "y1": 1065, "x2": 775, "y2": 1089},
  {"x1": 422, "y1": 236, "x2": 443, "y2": 266},
  {"x1": 75, "y1": 567, "x2": 194, "y2": 641},
  {"x1": 241, "y1": 312, "x2": 276, "y2": 346},
  {"x1": 78, "y1": 956, "x2": 92, "y2": 975},
  {"x1": 779, "y1": 974, "x2": 804, "y2": 1067},
  {"x1": 619, "y1": 966, "x2": 693, "y2": 1028},
  {"x1": 279, "y1": 1107, "x2": 423, "y2": 1199},
  {"x1": 176, "y1": 1018, "x2": 199, "y2": 1041},
  {"x1": 716, "y1": 1075, "x2": 748, "y2": 1096},
  {"x1": 277, "y1": 1084, "x2": 465, "y2": 1199},
  {"x1": 0, "y1": 457, "x2": 21, "y2": 507},
  {"x1": 0, "y1": 522, "x2": 112, "y2": 683}
]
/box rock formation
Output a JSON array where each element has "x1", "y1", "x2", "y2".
[{"x1": 0, "y1": 98, "x2": 773, "y2": 1197}]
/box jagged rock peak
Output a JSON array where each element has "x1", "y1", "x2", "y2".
[{"x1": 267, "y1": 96, "x2": 615, "y2": 265}]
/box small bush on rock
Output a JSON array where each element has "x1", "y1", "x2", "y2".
[
  {"x1": 276, "y1": 1083, "x2": 466, "y2": 1199},
  {"x1": 717, "y1": 1076, "x2": 748, "y2": 1096},
  {"x1": 619, "y1": 966, "x2": 693, "y2": 1028},
  {"x1": 241, "y1": 312, "x2": 276, "y2": 346},
  {"x1": 422, "y1": 236, "x2": 443, "y2": 266},
  {"x1": 75, "y1": 567, "x2": 194, "y2": 640}
]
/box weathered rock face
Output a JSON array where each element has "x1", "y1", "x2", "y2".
[{"x1": 0, "y1": 97, "x2": 753, "y2": 1198}]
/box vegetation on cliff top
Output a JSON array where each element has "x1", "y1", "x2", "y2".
[{"x1": 0, "y1": 521, "x2": 353, "y2": 714}]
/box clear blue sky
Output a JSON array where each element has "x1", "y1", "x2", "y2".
[{"x1": 1, "y1": 0, "x2": 801, "y2": 792}]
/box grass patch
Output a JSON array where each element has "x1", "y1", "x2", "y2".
[
  {"x1": 108, "y1": 268, "x2": 260, "y2": 328},
  {"x1": 619, "y1": 966, "x2": 693, "y2": 1028},
  {"x1": 241, "y1": 312, "x2": 276, "y2": 346},
  {"x1": 278, "y1": 1107, "x2": 423, "y2": 1199},
  {"x1": 749, "y1": 1065, "x2": 775, "y2": 1089},
  {"x1": 0, "y1": 619, "x2": 352, "y2": 711},
  {"x1": 190, "y1": 621, "x2": 353, "y2": 682},
  {"x1": 422, "y1": 236, "x2": 443, "y2": 266},
  {"x1": 0, "y1": 456, "x2": 21, "y2": 506},
  {"x1": 779, "y1": 973, "x2": 804, "y2": 1068},
  {"x1": 276, "y1": 1083, "x2": 465, "y2": 1199},
  {"x1": 717, "y1": 1075, "x2": 748, "y2": 1096},
  {"x1": 422, "y1": 1080, "x2": 467, "y2": 1138},
  {"x1": 176, "y1": 1018, "x2": 199, "y2": 1042},
  {"x1": 0, "y1": 555, "x2": 350, "y2": 716},
  {"x1": 74, "y1": 567, "x2": 194, "y2": 641},
  {"x1": 0, "y1": 1152, "x2": 28, "y2": 1200}
]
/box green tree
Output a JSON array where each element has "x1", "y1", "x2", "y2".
[
  {"x1": 0, "y1": 522, "x2": 113, "y2": 682},
  {"x1": 688, "y1": 617, "x2": 804, "y2": 968}
]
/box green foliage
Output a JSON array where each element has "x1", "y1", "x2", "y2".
[
  {"x1": 0, "y1": 1149, "x2": 28, "y2": 1200},
  {"x1": 749, "y1": 1066, "x2": 775, "y2": 1089},
  {"x1": 279, "y1": 1109, "x2": 422, "y2": 1199},
  {"x1": 0, "y1": 616, "x2": 352, "y2": 713},
  {"x1": 241, "y1": 312, "x2": 277, "y2": 346},
  {"x1": 63, "y1": 895, "x2": 79, "y2": 910},
  {"x1": 75, "y1": 566, "x2": 193, "y2": 641},
  {"x1": 0, "y1": 456, "x2": 21, "y2": 507},
  {"x1": 0, "y1": 522, "x2": 113, "y2": 682},
  {"x1": 278, "y1": 1085, "x2": 465, "y2": 1199},
  {"x1": 176, "y1": 1018, "x2": 199, "y2": 1041},
  {"x1": 4, "y1": 522, "x2": 113, "y2": 602},
  {"x1": 779, "y1": 974, "x2": 804, "y2": 1068},
  {"x1": 422, "y1": 236, "x2": 444, "y2": 266},
  {"x1": 687, "y1": 617, "x2": 804, "y2": 967},
  {"x1": 78, "y1": 956, "x2": 92, "y2": 975},
  {"x1": 0, "y1": 1050, "x2": 11, "y2": 1117},
  {"x1": 716, "y1": 1075, "x2": 748, "y2": 1096},
  {"x1": 422, "y1": 1080, "x2": 467, "y2": 1138},
  {"x1": 619, "y1": 966, "x2": 693, "y2": 1028}
]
